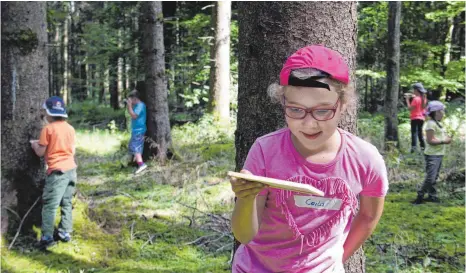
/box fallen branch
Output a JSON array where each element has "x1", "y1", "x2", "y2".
[
  {"x1": 5, "y1": 207, "x2": 21, "y2": 221},
  {"x1": 130, "y1": 220, "x2": 135, "y2": 241},
  {"x1": 185, "y1": 234, "x2": 217, "y2": 245},
  {"x1": 176, "y1": 202, "x2": 230, "y2": 222},
  {"x1": 216, "y1": 242, "x2": 233, "y2": 253},
  {"x1": 8, "y1": 196, "x2": 41, "y2": 250},
  {"x1": 177, "y1": 201, "x2": 233, "y2": 253},
  {"x1": 140, "y1": 233, "x2": 157, "y2": 249}
]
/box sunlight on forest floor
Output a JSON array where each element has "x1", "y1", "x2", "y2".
[{"x1": 1, "y1": 113, "x2": 465, "y2": 273}]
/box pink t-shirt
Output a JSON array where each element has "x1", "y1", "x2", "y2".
[
  {"x1": 232, "y1": 128, "x2": 388, "y2": 273},
  {"x1": 410, "y1": 96, "x2": 425, "y2": 120}
]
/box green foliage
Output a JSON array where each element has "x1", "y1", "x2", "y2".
[
  {"x1": 68, "y1": 101, "x2": 126, "y2": 130},
  {"x1": 445, "y1": 58, "x2": 466, "y2": 86},
  {"x1": 166, "y1": 12, "x2": 212, "y2": 109},
  {"x1": 357, "y1": 1, "x2": 465, "y2": 110},
  {"x1": 358, "y1": 2, "x2": 388, "y2": 65},
  {"x1": 171, "y1": 114, "x2": 235, "y2": 147},
  {"x1": 425, "y1": 1, "x2": 465, "y2": 22}
]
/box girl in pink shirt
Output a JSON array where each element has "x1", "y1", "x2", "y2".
[
  {"x1": 230, "y1": 45, "x2": 388, "y2": 273},
  {"x1": 405, "y1": 83, "x2": 428, "y2": 153}
]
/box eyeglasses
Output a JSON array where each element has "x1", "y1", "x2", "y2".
[{"x1": 283, "y1": 98, "x2": 340, "y2": 121}]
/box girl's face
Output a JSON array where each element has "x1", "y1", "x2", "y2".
[
  {"x1": 283, "y1": 83, "x2": 344, "y2": 152},
  {"x1": 434, "y1": 109, "x2": 445, "y2": 121}
]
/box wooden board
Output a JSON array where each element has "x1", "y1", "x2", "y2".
[{"x1": 227, "y1": 171, "x2": 324, "y2": 196}]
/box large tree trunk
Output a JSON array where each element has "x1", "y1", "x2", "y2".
[
  {"x1": 141, "y1": 1, "x2": 172, "y2": 162},
  {"x1": 209, "y1": 1, "x2": 231, "y2": 125},
  {"x1": 62, "y1": 2, "x2": 71, "y2": 105},
  {"x1": 117, "y1": 28, "x2": 124, "y2": 96},
  {"x1": 384, "y1": 1, "x2": 401, "y2": 148},
  {"x1": 109, "y1": 54, "x2": 119, "y2": 109},
  {"x1": 1, "y1": 1, "x2": 48, "y2": 235},
  {"x1": 54, "y1": 24, "x2": 62, "y2": 96},
  {"x1": 236, "y1": 2, "x2": 364, "y2": 272}
]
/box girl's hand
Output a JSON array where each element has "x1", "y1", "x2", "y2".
[
  {"x1": 230, "y1": 169, "x2": 267, "y2": 200},
  {"x1": 444, "y1": 136, "x2": 452, "y2": 144},
  {"x1": 30, "y1": 141, "x2": 39, "y2": 150}
]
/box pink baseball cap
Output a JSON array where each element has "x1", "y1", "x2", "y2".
[{"x1": 279, "y1": 45, "x2": 350, "y2": 86}]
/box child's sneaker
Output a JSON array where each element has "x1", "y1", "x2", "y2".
[
  {"x1": 135, "y1": 164, "x2": 147, "y2": 174},
  {"x1": 411, "y1": 195, "x2": 424, "y2": 205},
  {"x1": 37, "y1": 235, "x2": 56, "y2": 250},
  {"x1": 424, "y1": 196, "x2": 440, "y2": 203},
  {"x1": 57, "y1": 231, "x2": 71, "y2": 242}
]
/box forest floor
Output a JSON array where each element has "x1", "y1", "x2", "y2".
[{"x1": 1, "y1": 108, "x2": 465, "y2": 273}]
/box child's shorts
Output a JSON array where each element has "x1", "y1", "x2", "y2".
[{"x1": 129, "y1": 133, "x2": 145, "y2": 155}]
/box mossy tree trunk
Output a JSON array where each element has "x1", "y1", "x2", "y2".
[
  {"x1": 1, "y1": 1, "x2": 49, "y2": 235},
  {"x1": 384, "y1": 1, "x2": 401, "y2": 148},
  {"x1": 141, "y1": 1, "x2": 172, "y2": 162},
  {"x1": 236, "y1": 2, "x2": 364, "y2": 272}
]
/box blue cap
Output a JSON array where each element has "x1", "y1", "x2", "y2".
[
  {"x1": 425, "y1": 100, "x2": 445, "y2": 115},
  {"x1": 42, "y1": 96, "x2": 68, "y2": 118},
  {"x1": 412, "y1": 82, "x2": 427, "y2": 93}
]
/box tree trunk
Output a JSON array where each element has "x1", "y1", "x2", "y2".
[
  {"x1": 80, "y1": 63, "x2": 87, "y2": 100},
  {"x1": 63, "y1": 3, "x2": 71, "y2": 104},
  {"x1": 91, "y1": 64, "x2": 97, "y2": 100},
  {"x1": 209, "y1": 1, "x2": 231, "y2": 125},
  {"x1": 364, "y1": 76, "x2": 369, "y2": 112},
  {"x1": 110, "y1": 54, "x2": 119, "y2": 109},
  {"x1": 236, "y1": 2, "x2": 363, "y2": 272},
  {"x1": 208, "y1": 3, "x2": 217, "y2": 111},
  {"x1": 451, "y1": 12, "x2": 465, "y2": 60},
  {"x1": 117, "y1": 28, "x2": 124, "y2": 96},
  {"x1": 384, "y1": 1, "x2": 401, "y2": 148},
  {"x1": 101, "y1": 63, "x2": 109, "y2": 105},
  {"x1": 86, "y1": 63, "x2": 91, "y2": 99},
  {"x1": 55, "y1": 24, "x2": 62, "y2": 96},
  {"x1": 132, "y1": 8, "x2": 140, "y2": 89},
  {"x1": 141, "y1": 1, "x2": 172, "y2": 162},
  {"x1": 1, "y1": 1, "x2": 48, "y2": 235}
]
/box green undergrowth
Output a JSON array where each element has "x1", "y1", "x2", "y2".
[
  {"x1": 2, "y1": 113, "x2": 464, "y2": 273},
  {"x1": 365, "y1": 181, "x2": 465, "y2": 273}
]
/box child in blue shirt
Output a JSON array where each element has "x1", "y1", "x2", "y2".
[{"x1": 126, "y1": 90, "x2": 147, "y2": 174}]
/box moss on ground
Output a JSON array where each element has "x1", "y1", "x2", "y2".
[{"x1": 2, "y1": 114, "x2": 464, "y2": 273}]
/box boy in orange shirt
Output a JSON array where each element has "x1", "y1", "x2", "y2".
[{"x1": 31, "y1": 96, "x2": 77, "y2": 250}]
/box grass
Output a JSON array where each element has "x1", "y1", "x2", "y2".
[{"x1": 1, "y1": 106, "x2": 464, "y2": 273}]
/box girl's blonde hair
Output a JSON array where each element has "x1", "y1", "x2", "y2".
[{"x1": 268, "y1": 68, "x2": 355, "y2": 105}]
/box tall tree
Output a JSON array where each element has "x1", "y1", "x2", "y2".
[
  {"x1": 236, "y1": 2, "x2": 363, "y2": 272},
  {"x1": 62, "y1": 2, "x2": 71, "y2": 104},
  {"x1": 141, "y1": 1, "x2": 172, "y2": 162},
  {"x1": 109, "y1": 54, "x2": 119, "y2": 109},
  {"x1": 1, "y1": 1, "x2": 48, "y2": 234},
  {"x1": 208, "y1": 0, "x2": 231, "y2": 125},
  {"x1": 384, "y1": 1, "x2": 401, "y2": 148}
]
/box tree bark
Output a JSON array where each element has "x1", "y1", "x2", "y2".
[
  {"x1": 101, "y1": 63, "x2": 109, "y2": 105},
  {"x1": 54, "y1": 24, "x2": 62, "y2": 96},
  {"x1": 109, "y1": 54, "x2": 119, "y2": 109},
  {"x1": 384, "y1": 1, "x2": 401, "y2": 148},
  {"x1": 1, "y1": 1, "x2": 48, "y2": 235},
  {"x1": 62, "y1": 2, "x2": 71, "y2": 104},
  {"x1": 208, "y1": 1, "x2": 231, "y2": 125},
  {"x1": 364, "y1": 76, "x2": 369, "y2": 112},
  {"x1": 236, "y1": 2, "x2": 363, "y2": 272},
  {"x1": 141, "y1": 1, "x2": 172, "y2": 162},
  {"x1": 117, "y1": 28, "x2": 124, "y2": 96}
]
